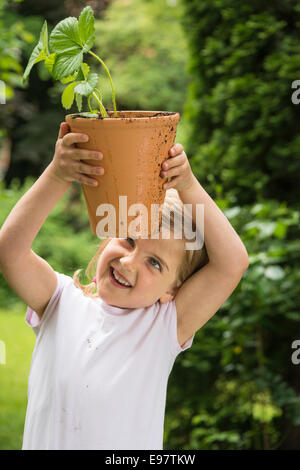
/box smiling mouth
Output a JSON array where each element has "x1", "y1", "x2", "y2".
[{"x1": 109, "y1": 267, "x2": 132, "y2": 288}]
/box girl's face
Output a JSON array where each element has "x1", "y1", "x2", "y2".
[{"x1": 95, "y1": 236, "x2": 185, "y2": 309}]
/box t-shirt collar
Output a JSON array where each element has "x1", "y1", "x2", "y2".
[{"x1": 96, "y1": 295, "x2": 134, "y2": 315}]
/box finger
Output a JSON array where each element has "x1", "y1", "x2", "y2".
[
  {"x1": 169, "y1": 143, "x2": 184, "y2": 156},
  {"x1": 70, "y1": 149, "x2": 103, "y2": 161},
  {"x1": 161, "y1": 164, "x2": 183, "y2": 179},
  {"x1": 163, "y1": 175, "x2": 179, "y2": 189},
  {"x1": 75, "y1": 161, "x2": 104, "y2": 176},
  {"x1": 162, "y1": 153, "x2": 185, "y2": 170},
  {"x1": 58, "y1": 122, "x2": 70, "y2": 139},
  {"x1": 74, "y1": 173, "x2": 99, "y2": 187},
  {"x1": 63, "y1": 132, "x2": 89, "y2": 147}
]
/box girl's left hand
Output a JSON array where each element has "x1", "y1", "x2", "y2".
[{"x1": 160, "y1": 143, "x2": 195, "y2": 192}]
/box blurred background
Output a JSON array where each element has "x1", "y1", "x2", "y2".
[{"x1": 0, "y1": 0, "x2": 300, "y2": 450}]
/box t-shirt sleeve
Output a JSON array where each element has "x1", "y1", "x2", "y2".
[
  {"x1": 159, "y1": 299, "x2": 195, "y2": 357},
  {"x1": 25, "y1": 271, "x2": 73, "y2": 336}
]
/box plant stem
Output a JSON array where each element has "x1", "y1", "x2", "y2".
[
  {"x1": 88, "y1": 49, "x2": 117, "y2": 117},
  {"x1": 92, "y1": 91, "x2": 108, "y2": 117}
]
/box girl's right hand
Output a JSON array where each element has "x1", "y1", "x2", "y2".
[{"x1": 49, "y1": 122, "x2": 104, "y2": 187}]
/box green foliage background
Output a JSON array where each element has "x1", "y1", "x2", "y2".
[
  {"x1": 177, "y1": 0, "x2": 300, "y2": 449},
  {"x1": 0, "y1": 0, "x2": 300, "y2": 450}
]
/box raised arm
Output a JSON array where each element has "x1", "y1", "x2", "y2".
[
  {"x1": 160, "y1": 143, "x2": 249, "y2": 346},
  {"x1": 0, "y1": 123, "x2": 104, "y2": 318}
]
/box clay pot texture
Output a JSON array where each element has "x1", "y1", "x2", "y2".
[{"x1": 65, "y1": 110, "x2": 180, "y2": 238}]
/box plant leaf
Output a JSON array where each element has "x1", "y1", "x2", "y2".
[
  {"x1": 41, "y1": 19, "x2": 49, "y2": 56},
  {"x1": 52, "y1": 50, "x2": 83, "y2": 80},
  {"x1": 61, "y1": 81, "x2": 79, "y2": 109},
  {"x1": 76, "y1": 62, "x2": 90, "y2": 81},
  {"x1": 49, "y1": 17, "x2": 82, "y2": 54},
  {"x1": 60, "y1": 70, "x2": 78, "y2": 84},
  {"x1": 81, "y1": 63, "x2": 90, "y2": 78},
  {"x1": 23, "y1": 20, "x2": 48, "y2": 83},
  {"x1": 78, "y1": 6, "x2": 95, "y2": 52},
  {"x1": 75, "y1": 92, "x2": 82, "y2": 112},
  {"x1": 74, "y1": 72, "x2": 98, "y2": 97},
  {"x1": 44, "y1": 52, "x2": 56, "y2": 76}
]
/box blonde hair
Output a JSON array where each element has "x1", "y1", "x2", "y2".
[{"x1": 73, "y1": 188, "x2": 209, "y2": 296}]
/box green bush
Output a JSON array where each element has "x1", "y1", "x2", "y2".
[
  {"x1": 174, "y1": 0, "x2": 300, "y2": 449},
  {"x1": 180, "y1": 0, "x2": 300, "y2": 206}
]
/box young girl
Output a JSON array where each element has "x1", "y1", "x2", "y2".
[{"x1": 0, "y1": 122, "x2": 249, "y2": 450}]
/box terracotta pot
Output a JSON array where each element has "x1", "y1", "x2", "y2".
[{"x1": 65, "y1": 110, "x2": 180, "y2": 238}]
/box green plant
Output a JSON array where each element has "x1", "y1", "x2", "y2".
[{"x1": 22, "y1": 5, "x2": 117, "y2": 118}]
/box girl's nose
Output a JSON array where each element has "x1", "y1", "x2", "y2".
[
  {"x1": 120, "y1": 256, "x2": 135, "y2": 270},
  {"x1": 120, "y1": 250, "x2": 140, "y2": 272}
]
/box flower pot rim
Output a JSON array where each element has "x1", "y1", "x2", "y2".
[{"x1": 66, "y1": 110, "x2": 180, "y2": 121}]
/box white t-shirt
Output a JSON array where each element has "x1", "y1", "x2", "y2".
[{"x1": 23, "y1": 271, "x2": 194, "y2": 450}]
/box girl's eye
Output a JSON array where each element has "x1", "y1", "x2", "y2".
[
  {"x1": 149, "y1": 258, "x2": 161, "y2": 271},
  {"x1": 125, "y1": 238, "x2": 161, "y2": 271}
]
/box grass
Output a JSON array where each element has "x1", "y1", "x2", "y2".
[{"x1": 0, "y1": 304, "x2": 35, "y2": 450}]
